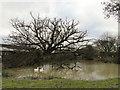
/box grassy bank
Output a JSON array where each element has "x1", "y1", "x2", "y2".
[{"x1": 2, "y1": 77, "x2": 119, "y2": 88}]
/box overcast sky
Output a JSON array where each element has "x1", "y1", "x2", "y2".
[{"x1": 0, "y1": 0, "x2": 118, "y2": 43}]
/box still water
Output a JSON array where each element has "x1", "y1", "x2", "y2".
[{"x1": 5, "y1": 61, "x2": 118, "y2": 81}]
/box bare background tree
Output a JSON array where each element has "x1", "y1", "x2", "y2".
[
  {"x1": 94, "y1": 32, "x2": 118, "y2": 57},
  {"x1": 5, "y1": 13, "x2": 89, "y2": 54},
  {"x1": 102, "y1": 0, "x2": 119, "y2": 63}
]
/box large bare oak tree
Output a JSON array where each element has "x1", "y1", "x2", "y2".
[{"x1": 6, "y1": 13, "x2": 89, "y2": 54}]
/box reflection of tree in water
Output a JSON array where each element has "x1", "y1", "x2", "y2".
[{"x1": 51, "y1": 62, "x2": 82, "y2": 71}]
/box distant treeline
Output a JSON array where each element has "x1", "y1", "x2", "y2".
[{"x1": 2, "y1": 44, "x2": 119, "y2": 69}]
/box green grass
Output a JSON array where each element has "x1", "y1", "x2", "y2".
[{"x1": 2, "y1": 77, "x2": 119, "y2": 88}]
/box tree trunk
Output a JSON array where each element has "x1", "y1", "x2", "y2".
[{"x1": 43, "y1": 47, "x2": 56, "y2": 55}]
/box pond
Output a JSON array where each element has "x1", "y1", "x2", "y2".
[{"x1": 5, "y1": 61, "x2": 118, "y2": 81}]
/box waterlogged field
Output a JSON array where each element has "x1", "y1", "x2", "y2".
[
  {"x1": 4, "y1": 61, "x2": 118, "y2": 80},
  {"x1": 2, "y1": 60, "x2": 119, "y2": 88}
]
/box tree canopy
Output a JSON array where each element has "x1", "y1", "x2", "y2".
[
  {"x1": 102, "y1": 0, "x2": 120, "y2": 21},
  {"x1": 5, "y1": 13, "x2": 89, "y2": 54}
]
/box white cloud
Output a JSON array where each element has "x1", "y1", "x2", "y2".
[{"x1": 0, "y1": 0, "x2": 118, "y2": 44}]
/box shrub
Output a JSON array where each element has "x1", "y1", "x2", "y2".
[{"x1": 2, "y1": 71, "x2": 15, "y2": 77}]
